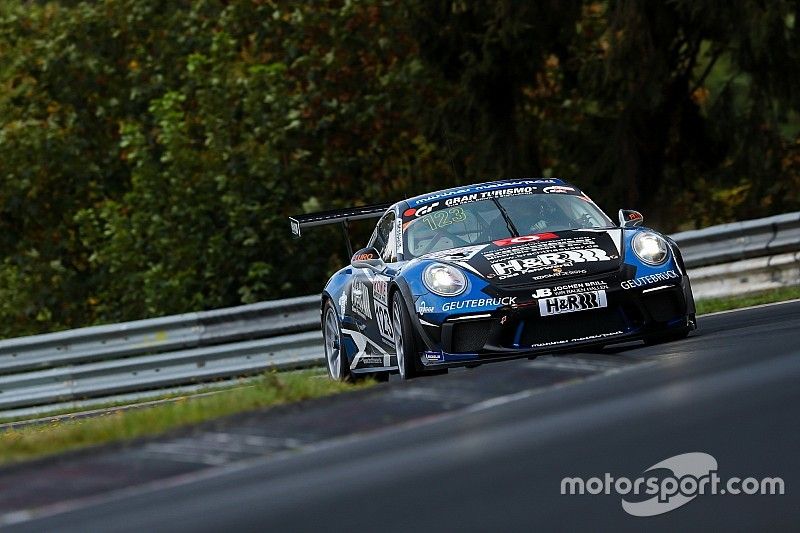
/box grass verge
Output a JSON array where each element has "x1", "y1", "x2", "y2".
[
  {"x1": 0, "y1": 368, "x2": 370, "y2": 465},
  {"x1": 0, "y1": 380, "x2": 261, "y2": 425},
  {"x1": 696, "y1": 285, "x2": 800, "y2": 315}
]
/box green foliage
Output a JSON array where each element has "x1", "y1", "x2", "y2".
[{"x1": 0, "y1": 0, "x2": 799, "y2": 337}]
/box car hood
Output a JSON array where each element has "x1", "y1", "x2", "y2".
[{"x1": 420, "y1": 228, "x2": 623, "y2": 288}]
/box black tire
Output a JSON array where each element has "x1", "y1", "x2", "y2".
[
  {"x1": 322, "y1": 300, "x2": 350, "y2": 381},
  {"x1": 391, "y1": 291, "x2": 419, "y2": 380}
]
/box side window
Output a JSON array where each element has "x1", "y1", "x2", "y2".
[
  {"x1": 367, "y1": 228, "x2": 379, "y2": 250},
  {"x1": 375, "y1": 212, "x2": 396, "y2": 262}
]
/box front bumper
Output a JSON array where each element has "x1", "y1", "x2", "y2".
[{"x1": 416, "y1": 275, "x2": 695, "y2": 368}]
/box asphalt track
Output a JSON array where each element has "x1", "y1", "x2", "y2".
[{"x1": 2, "y1": 301, "x2": 799, "y2": 531}]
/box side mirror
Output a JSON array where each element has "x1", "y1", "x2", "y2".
[
  {"x1": 618, "y1": 209, "x2": 644, "y2": 228},
  {"x1": 351, "y1": 247, "x2": 383, "y2": 267}
]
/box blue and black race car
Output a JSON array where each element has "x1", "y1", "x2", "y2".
[{"x1": 290, "y1": 179, "x2": 696, "y2": 380}]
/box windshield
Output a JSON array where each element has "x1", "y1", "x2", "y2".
[{"x1": 403, "y1": 192, "x2": 613, "y2": 258}]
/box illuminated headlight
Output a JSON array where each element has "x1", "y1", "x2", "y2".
[
  {"x1": 423, "y1": 263, "x2": 467, "y2": 297},
  {"x1": 632, "y1": 232, "x2": 669, "y2": 265}
]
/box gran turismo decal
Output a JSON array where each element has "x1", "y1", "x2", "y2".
[
  {"x1": 410, "y1": 180, "x2": 548, "y2": 206},
  {"x1": 442, "y1": 297, "x2": 517, "y2": 312},
  {"x1": 442, "y1": 186, "x2": 537, "y2": 208},
  {"x1": 492, "y1": 249, "x2": 612, "y2": 279},
  {"x1": 493, "y1": 232, "x2": 559, "y2": 246},
  {"x1": 351, "y1": 281, "x2": 372, "y2": 319},
  {"x1": 538, "y1": 290, "x2": 608, "y2": 316},
  {"x1": 621, "y1": 270, "x2": 678, "y2": 290},
  {"x1": 404, "y1": 202, "x2": 440, "y2": 218}
]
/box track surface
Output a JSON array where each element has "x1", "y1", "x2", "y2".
[{"x1": 2, "y1": 302, "x2": 799, "y2": 531}]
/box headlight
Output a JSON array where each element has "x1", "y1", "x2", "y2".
[
  {"x1": 423, "y1": 263, "x2": 467, "y2": 296},
  {"x1": 632, "y1": 232, "x2": 669, "y2": 265}
]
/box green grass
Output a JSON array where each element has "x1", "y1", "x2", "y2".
[
  {"x1": 696, "y1": 285, "x2": 800, "y2": 315},
  {"x1": 0, "y1": 369, "x2": 370, "y2": 465},
  {"x1": 0, "y1": 379, "x2": 261, "y2": 425}
]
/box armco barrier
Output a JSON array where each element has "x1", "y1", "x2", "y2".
[
  {"x1": 0, "y1": 212, "x2": 798, "y2": 413},
  {"x1": 671, "y1": 212, "x2": 800, "y2": 268}
]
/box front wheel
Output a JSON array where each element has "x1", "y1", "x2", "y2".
[
  {"x1": 391, "y1": 292, "x2": 419, "y2": 380},
  {"x1": 323, "y1": 300, "x2": 349, "y2": 381}
]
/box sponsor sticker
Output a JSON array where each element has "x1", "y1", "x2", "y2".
[
  {"x1": 395, "y1": 217, "x2": 403, "y2": 255},
  {"x1": 424, "y1": 352, "x2": 443, "y2": 362},
  {"x1": 372, "y1": 275, "x2": 389, "y2": 305},
  {"x1": 424, "y1": 244, "x2": 487, "y2": 262},
  {"x1": 351, "y1": 281, "x2": 372, "y2": 319},
  {"x1": 374, "y1": 301, "x2": 393, "y2": 343},
  {"x1": 442, "y1": 297, "x2": 516, "y2": 312},
  {"x1": 532, "y1": 280, "x2": 608, "y2": 299},
  {"x1": 621, "y1": 270, "x2": 678, "y2": 290},
  {"x1": 442, "y1": 186, "x2": 537, "y2": 208},
  {"x1": 543, "y1": 185, "x2": 576, "y2": 194},
  {"x1": 493, "y1": 232, "x2": 559, "y2": 247},
  {"x1": 361, "y1": 356, "x2": 383, "y2": 365},
  {"x1": 414, "y1": 202, "x2": 439, "y2": 217},
  {"x1": 492, "y1": 249, "x2": 612, "y2": 278},
  {"x1": 417, "y1": 300, "x2": 434, "y2": 315},
  {"x1": 411, "y1": 180, "x2": 546, "y2": 206},
  {"x1": 338, "y1": 291, "x2": 347, "y2": 316},
  {"x1": 530, "y1": 330, "x2": 622, "y2": 348},
  {"x1": 483, "y1": 235, "x2": 604, "y2": 263},
  {"x1": 538, "y1": 290, "x2": 608, "y2": 316}
]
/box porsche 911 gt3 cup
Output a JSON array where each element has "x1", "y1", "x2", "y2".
[{"x1": 290, "y1": 179, "x2": 696, "y2": 380}]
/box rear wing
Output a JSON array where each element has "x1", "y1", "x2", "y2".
[
  {"x1": 289, "y1": 202, "x2": 393, "y2": 256},
  {"x1": 289, "y1": 203, "x2": 392, "y2": 238}
]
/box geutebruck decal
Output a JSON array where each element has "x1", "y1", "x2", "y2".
[
  {"x1": 621, "y1": 270, "x2": 678, "y2": 290},
  {"x1": 442, "y1": 297, "x2": 516, "y2": 312}
]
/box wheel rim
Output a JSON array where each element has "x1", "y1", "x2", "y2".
[
  {"x1": 324, "y1": 308, "x2": 341, "y2": 379},
  {"x1": 392, "y1": 298, "x2": 405, "y2": 378}
]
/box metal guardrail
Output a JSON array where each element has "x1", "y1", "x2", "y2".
[
  {"x1": 0, "y1": 296, "x2": 323, "y2": 412},
  {"x1": 0, "y1": 212, "x2": 797, "y2": 414},
  {"x1": 672, "y1": 212, "x2": 800, "y2": 268}
]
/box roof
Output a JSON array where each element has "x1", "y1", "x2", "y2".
[{"x1": 404, "y1": 178, "x2": 572, "y2": 207}]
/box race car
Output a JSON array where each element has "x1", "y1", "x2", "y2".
[{"x1": 290, "y1": 179, "x2": 696, "y2": 380}]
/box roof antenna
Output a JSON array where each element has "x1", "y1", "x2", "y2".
[{"x1": 442, "y1": 122, "x2": 461, "y2": 182}]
